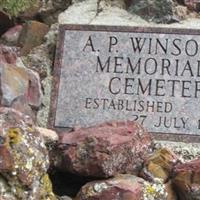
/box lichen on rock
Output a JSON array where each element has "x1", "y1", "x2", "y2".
[
  {"x1": 0, "y1": 107, "x2": 57, "y2": 200},
  {"x1": 75, "y1": 174, "x2": 170, "y2": 200}
]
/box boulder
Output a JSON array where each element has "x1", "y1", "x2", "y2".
[
  {"x1": 0, "y1": 62, "x2": 42, "y2": 116},
  {"x1": 0, "y1": 107, "x2": 56, "y2": 199},
  {"x1": 55, "y1": 121, "x2": 153, "y2": 177},
  {"x1": 140, "y1": 148, "x2": 180, "y2": 182},
  {"x1": 1, "y1": 25, "x2": 23, "y2": 46},
  {"x1": 75, "y1": 174, "x2": 169, "y2": 200},
  {"x1": 18, "y1": 21, "x2": 49, "y2": 56},
  {"x1": 173, "y1": 159, "x2": 200, "y2": 200},
  {"x1": 128, "y1": 0, "x2": 179, "y2": 23}
]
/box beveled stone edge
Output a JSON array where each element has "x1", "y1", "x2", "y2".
[
  {"x1": 48, "y1": 24, "x2": 200, "y2": 142},
  {"x1": 48, "y1": 25, "x2": 65, "y2": 132}
]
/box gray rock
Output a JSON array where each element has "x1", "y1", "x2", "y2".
[
  {"x1": 59, "y1": 196, "x2": 72, "y2": 200},
  {"x1": 38, "y1": 0, "x2": 72, "y2": 24},
  {"x1": 58, "y1": 0, "x2": 148, "y2": 25},
  {"x1": 128, "y1": 0, "x2": 178, "y2": 23},
  {"x1": 154, "y1": 140, "x2": 200, "y2": 161}
]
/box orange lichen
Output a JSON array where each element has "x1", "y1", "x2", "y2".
[{"x1": 7, "y1": 128, "x2": 21, "y2": 145}]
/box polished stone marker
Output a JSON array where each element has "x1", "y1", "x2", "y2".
[{"x1": 49, "y1": 25, "x2": 200, "y2": 142}]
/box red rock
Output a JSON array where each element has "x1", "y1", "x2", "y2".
[
  {"x1": 0, "y1": 45, "x2": 19, "y2": 64},
  {"x1": 55, "y1": 121, "x2": 153, "y2": 177},
  {"x1": 0, "y1": 146, "x2": 13, "y2": 172},
  {"x1": 75, "y1": 174, "x2": 169, "y2": 200},
  {"x1": 173, "y1": 159, "x2": 200, "y2": 200},
  {"x1": 0, "y1": 62, "x2": 29, "y2": 106},
  {"x1": 11, "y1": 96, "x2": 36, "y2": 121},
  {"x1": 0, "y1": 62, "x2": 42, "y2": 113},
  {"x1": 1, "y1": 25, "x2": 23, "y2": 46},
  {"x1": 26, "y1": 69, "x2": 43, "y2": 108},
  {"x1": 18, "y1": 21, "x2": 49, "y2": 55},
  {"x1": 0, "y1": 107, "x2": 56, "y2": 199}
]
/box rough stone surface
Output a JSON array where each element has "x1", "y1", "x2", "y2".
[
  {"x1": 58, "y1": 0, "x2": 200, "y2": 28},
  {"x1": 18, "y1": 20, "x2": 49, "y2": 56},
  {"x1": 38, "y1": 0, "x2": 72, "y2": 24},
  {"x1": 36, "y1": 127, "x2": 59, "y2": 142},
  {"x1": 21, "y1": 43, "x2": 52, "y2": 79},
  {"x1": 0, "y1": 45, "x2": 19, "y2": 65},
  {"x1": 73, "y1": 0, "x2": 126, "y2": 8},
  {"x1": 55, "y1": 121, "x2": 153, "y2": 177},
  {"x1": 173, "y1": 159, "x2": 200, "y2": 200},
  {"x1": 11, "y1": 97, "x2": 36, "y2": 121},
  {"x1": 26, "y1": 68, "x2": 43, "y2": 109},
  {"x1": 58, "y1": 0, "x2": 148, "y2": 25},
  {"x1": 59, "y1": 196, "x2": 72, "y2": 200},
  {"x1": 52, "y1": 24, "x2": 200, "y2": 140},
  {"x1": 165, "y1": 181, "x2": 178, "y2": 200},
  {"x1": 0, "y1": 107, "x2": 56, "y2": 200},
  {"x1": 21, "y1": 23, "x2": 58, "y2": 127},
  {"x1": 37, "y1": 75, "x2": 52, "y2": 127},
  {"x1": 75, "y1": 174, "x2": 169, "y2": 200},
  {"x1": 0, "y1": 62, "x2": 42, "y2": 110},
  {"x1": 128, "y1": 0, "x2": 179, "y2": 23},
  {"x1": 0, "y1": 62, "x2": 29, "y2": 106},
  {"x1": 174, "y1": 5, "x2": 188, "y2": 20},
  {"x1": 18, "y1": 0, "x2": 42, "y2": 19},
  {"x1": 21, "y1": 43, "x2": 53, "y2": 127},
  {"x1": 154, "y1": 141, "x2": 200, "y2": 161},
  {"x1": 1, "y1": 25, "x2": 23, "y2": 46},
  {"x1": 140, "y1": 148, "x2": 180, "y2": 182}
]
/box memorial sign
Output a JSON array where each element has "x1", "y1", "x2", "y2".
[{"x1": 49, "y1": 25, "x2": 200, "y2": 141}]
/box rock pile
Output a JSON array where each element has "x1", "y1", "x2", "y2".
[{"x1": 49, "y1": 121, "x2": 200, "y2": 200}]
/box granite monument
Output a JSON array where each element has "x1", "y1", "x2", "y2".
[{"x1": 49, "y1": 25, "x2": 200, "y2": 141}]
